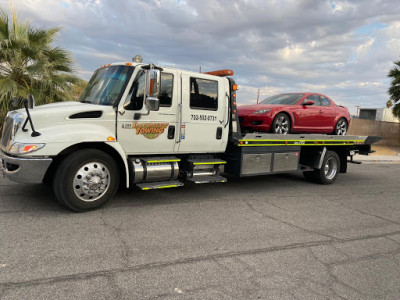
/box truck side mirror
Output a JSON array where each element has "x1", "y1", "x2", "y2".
[
  {"x1": 145, "y1": 97, "x2": 160, "y2": 111},
  {"x1": 145, "y1": 69, "x2": 160, "y2": 111}
]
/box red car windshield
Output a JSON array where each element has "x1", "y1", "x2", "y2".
[{"x1": 261, "y1": 94, "x2": 305, "y2": 105}]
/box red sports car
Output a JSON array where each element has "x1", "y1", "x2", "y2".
[{"x1": 238, "y1": 93, "x2": 351, "y2": 135}]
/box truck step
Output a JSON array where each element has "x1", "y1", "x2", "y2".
[
  {"x1": 187, "y1": 158, "x2": 226, "y2": 166},
  {"x1": 188, "y1": 175, "x2": 227, "y2": 184},
  {"x1": 136, "y1": 180, "x2": 184, "y2": 191}
]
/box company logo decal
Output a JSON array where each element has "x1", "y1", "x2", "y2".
[{"x1": 122, "y1": 122, "x2": 169, "y2": 139}]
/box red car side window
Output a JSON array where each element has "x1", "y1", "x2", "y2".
[
  {"x1": 303, "y1": 95, "x2": 321, "y2": 106},
  {"x1": 321, "y1": 97, "x2": 331, "y2": 107}
]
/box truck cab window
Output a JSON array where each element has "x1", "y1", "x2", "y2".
[
  {"x1": 124, "y1": 71, "x2": 145, "y2": 110},
  {"x1": 160, "y1": 73, "x2": 173, "y2": 107},
  {"x1": 190, "y1": 78, "x2": 218, "y2": 111}
]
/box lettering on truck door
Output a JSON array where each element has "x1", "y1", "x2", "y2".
[
  {"x1": 179, "y1": 74, "x2": 228, "y2": 153},
  {"x1": 117, "y1": 68, "x2": 179, "y2": 154}
]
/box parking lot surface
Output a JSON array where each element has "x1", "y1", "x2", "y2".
[{"x1": 1, "y1": 163, "x2": 400, "y2": 299}]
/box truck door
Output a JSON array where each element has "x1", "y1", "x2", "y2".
[
  {"x1": 178, "y1": 74, "x2": 229, "y2": 153},
  {"x1": 117, "y1": 69, "x2": 179, "y2": 155}
]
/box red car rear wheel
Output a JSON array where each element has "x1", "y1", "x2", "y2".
[{"x1": 333, "y1": 118, "x2": 348, "y2": 135}]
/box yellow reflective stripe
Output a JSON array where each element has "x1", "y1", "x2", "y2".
[
  {"x1": 142, "y1": 185, "x2": 179, "y2": 190},
  {"x1": 157, "y1": 185, "x2": 178, "y2": 189},
  {"x1": 147, "y1": 159, "x2": 181, "y2": 163},
  {"x1": 238, "y1": 143, "x2": 359, "y2": 147},
  {"x1": 193, "y1": 161, "x2": 227, "y2": 165},
  {"x1": 239, "y1": 139, "x2": 364, "y2": 142}
]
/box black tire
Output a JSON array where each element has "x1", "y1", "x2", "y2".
[
  {"x1": 333, "y1": 118, "x2": 348, "y2": 135},
  {"x1": 53, "y1": 149, "x2": 120, "y2": 212},
  {"x1": 271, "y1": 113, "x2": 291, "y2": 134},
  {"x1": 303, "y1": 151, "x2": 340, "y2": 185}
]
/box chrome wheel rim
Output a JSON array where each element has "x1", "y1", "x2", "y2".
[
  {"x1": 324, "y1": 157, "x2": 338, "y2": 180},
  {"x1": 73, "y1": 162, "x2": 110, "y2": 202},
  {"x1": 274, "y1": 116, "x2": 289, "y2": 134},
  {"x1": 336, "y1": 120, "x2": 347, "y2": 135}
]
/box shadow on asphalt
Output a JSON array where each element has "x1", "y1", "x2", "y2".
[{"x1": 1, "y1": 165, "x2": 377, "y2": 213}]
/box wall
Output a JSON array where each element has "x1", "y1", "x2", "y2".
[
  {"x1": 348, "y1": 119, "x2": 400, "y2": 146},
  {"x1": 382, "y1": 108, "x2": 400, "y2": 123}
]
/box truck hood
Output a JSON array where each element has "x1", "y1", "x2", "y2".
[{"x1": 15, "y1": 101, "x2": 113, "y2": 125}]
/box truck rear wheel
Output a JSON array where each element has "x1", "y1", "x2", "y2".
[
  {"x1": 303, "y1": 150, "x2": 340, "y2": 184},
  {"x1": 53, "y1": 149, "x2": 120, "y2": 212}
]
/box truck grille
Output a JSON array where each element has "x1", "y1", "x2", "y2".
[{"x1": 1, "y1": 116, "x2": 13, "y2": 150}]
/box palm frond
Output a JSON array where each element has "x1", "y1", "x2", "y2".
[{"x1": 0, "y1": 4, "x2": 86, "y2": 130}]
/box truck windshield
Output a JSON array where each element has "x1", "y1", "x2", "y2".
[{"x1": 79, "y1": 65, "x2": 134, "y2": 106}]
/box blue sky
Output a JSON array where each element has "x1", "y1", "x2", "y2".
[{"x1": 2, "y1": 0, "x2": 400, "y2": 114}]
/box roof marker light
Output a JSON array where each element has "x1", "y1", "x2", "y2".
[{"x1": 204, "y1": 69, "x2": 234, "y2": 77}]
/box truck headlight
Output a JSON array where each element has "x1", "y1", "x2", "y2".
[
  {"x1": 8, "y1": 142, "x2": 45, "y2": 154},
  {"x1": 252, "y1": 109, "x2": 271, "y2": 114}
]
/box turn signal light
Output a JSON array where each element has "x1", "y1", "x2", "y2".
[
  {"x1": 107, "y1": 136, "x2": 116, "y2": 141},
  {"x1": 232, "y1": 84, "x2": 238, "y2": 91},
  {"x1": 23, "y1": 145, "x2": 36, "y2": 152}
]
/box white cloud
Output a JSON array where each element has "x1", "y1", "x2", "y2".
[{"x1": 2, "y1": 0, "x2": 400, "y2": 113}]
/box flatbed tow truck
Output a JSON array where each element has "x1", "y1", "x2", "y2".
[{"x1": 1, "y1": 56, "x2": 381, "y2": 211}]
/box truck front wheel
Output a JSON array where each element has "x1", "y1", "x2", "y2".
[
  {"x1": 303, "y1": 150, "x2": 340, "y2": 184},
  {"x1": 53, "y1": 149, "x2": 120, "y2": 211}
]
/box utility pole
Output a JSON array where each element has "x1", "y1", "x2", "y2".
[{"x1": 257, "y1": 89, "x2": 260, "y2": 104}]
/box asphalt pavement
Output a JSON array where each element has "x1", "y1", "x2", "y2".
[{"x1": 1, "y1": 162, "x2": 400, "y2": 299}]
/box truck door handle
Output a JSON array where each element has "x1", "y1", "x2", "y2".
[
  {"x1": 168, "y1": 125, "x2": 175, "y2": 139},
  {"x1": 216, "y1": 127, "x2": 222, "y2": 140}
]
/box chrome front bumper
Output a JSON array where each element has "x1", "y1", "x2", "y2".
[{"x1": 0, "y1": 150, "x2": 52, "y2": 183}]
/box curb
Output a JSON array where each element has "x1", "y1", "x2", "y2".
[{"x1": 354, "y1": 156, "x2": 400, "y2": 164}]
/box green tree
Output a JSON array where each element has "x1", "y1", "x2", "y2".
[
  {"x1": 0, "y1": 6, "x2": 83, "y2": 130},
  {"x1": 388, "y1": 60, "x2": 400, "y2": 119}
]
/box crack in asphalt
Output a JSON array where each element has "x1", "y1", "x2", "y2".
[
  {"x1": 98, "y1": 209, "x2": 130, "y2": 267},
  {"x1": 241, "y1": 197, "x2": 338, "y2": 241},
  {"x1": 1, "y1": 230, "x2": 400, "y2": 291},
  {"x1": 323, "y1": 197, "x2": 400, "y2": 227},
  {"x1": 305, "y1": 247, "x2": 348, "y2": 300}
]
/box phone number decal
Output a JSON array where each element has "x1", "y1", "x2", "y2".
[{"x1": 191, "y1": 114, "x2": 217, "y2": 122}]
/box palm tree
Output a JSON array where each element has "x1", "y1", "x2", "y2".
[
  {"x1": 388, "y1": 60, "x2": 400, "y2": 119},
  {"x1": 0, "y1": 5, "x2": 83, "y2": 130}
]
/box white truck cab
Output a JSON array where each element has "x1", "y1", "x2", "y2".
[{"x1": 1, "y1": 57, "x2": 379, "y2": 211}]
